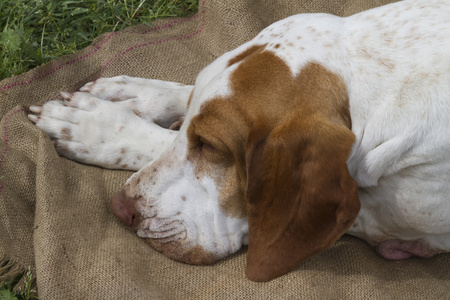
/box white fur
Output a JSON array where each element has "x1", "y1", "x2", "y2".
[
  {"x1": 31, "y1": 0, "x2": 450, "y2": 260},
  {"x1": 126, "y1": 136, "x2": 249, "y2": 257}
]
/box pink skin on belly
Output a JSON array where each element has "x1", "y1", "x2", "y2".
[{"x1": 375, "y1": 239, "x2": 438, "y2": 260}]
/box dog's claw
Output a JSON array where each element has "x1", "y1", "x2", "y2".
[
  {"x1": 60, "y1": 91, "x2": 72, "y2": 100},
  {"x1": 28, "y1": 114, "x2": 40, "y2": 123},
  {"x1": 29, "y1": 106, "x2": 42, "y2": 114}
]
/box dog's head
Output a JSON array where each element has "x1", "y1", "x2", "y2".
[{"x1": 112, "y1": 45, "x2": 359, "y2": 282}]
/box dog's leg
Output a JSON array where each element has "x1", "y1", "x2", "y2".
[
  {"x1": 28, "y1": 91, "x2": 177, "y2": 171},
  {"x1": 79, "y1": 76, "x2": 193, "y2": 128}
]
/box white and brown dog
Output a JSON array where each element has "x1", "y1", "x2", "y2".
[{"x1": 28, "y1": 0, "x2": 450, "y2": 282}]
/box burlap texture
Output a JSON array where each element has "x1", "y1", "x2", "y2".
[{"x1": 1, "y1": 0, "x2": 449, "y2": 298}]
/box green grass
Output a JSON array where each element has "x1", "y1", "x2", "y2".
[
  {"x1": 0, "y1": 2, "x2": 198, "y2": 298},
  {"x1": 0, "y1": 0, "x2": 198, "y2": 80},
  {"x1": 0, "y1": 267, "x2": 37, "y2": 300}
]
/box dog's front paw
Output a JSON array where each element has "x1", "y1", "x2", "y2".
[
  {"x1": 28, "y1": 92, "x2": 174, "y2": 170},
  {"x1": 79, "y1": 76, "x2": 140, "y2": 102},
  {"x1": 79, "y1": 76, "x2": 192, "y2": 128}
]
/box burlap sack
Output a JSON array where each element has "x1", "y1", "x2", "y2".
[{"x1": 1, "y1": 0, "x2": 449, "y2": 299}]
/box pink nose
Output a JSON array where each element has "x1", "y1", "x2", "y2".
[{"x1": 111, "y1": 190, "x2": 142, "y2": 230}]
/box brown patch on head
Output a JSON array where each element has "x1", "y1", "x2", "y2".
[
  {"x1": 186, "y1": 99, "x2": 249, "y2": 219},
  {"x1": 188, "y1": 52, "x2": 353, "y2": 221},
  {"x1": 227, "y1": 44, "x2": 267, "y2": 67},
  {"x1": 60, "y1": 128, "x2": 72, "y2": 140},
  {"x1": 218, "y1": 168, "x2": 247, "y2": 218},
  {"x1": 186, "y1": 48, "x2": 355, "y2": 280},
  {"x1": 229, "y1": 52, "x2": 351, "y2": 129}
]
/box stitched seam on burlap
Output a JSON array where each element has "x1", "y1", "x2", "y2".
[
  {"x1": 100, "y1": 1, "x2": 206, "y2": 76},
  {"x1": 139, "y1": 11, "x2": 200, "y2": 34},
  {"x1": 0, "y1": 108, "x2": 25, "y2": 190},
  {"x1": 0, "y1": 1, "x2": 205, "y2": 92}
]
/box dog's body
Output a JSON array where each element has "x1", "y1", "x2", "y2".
[{"x1": 29, "y1": 0, "x2": 450, "y2": 281}]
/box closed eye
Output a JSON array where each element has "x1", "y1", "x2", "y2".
[
  {"x1": 198, "y1": 139, "x2": 215, "y2": 152},
  {"x1": 188, "y1": 133, "x2": 233, "y2": 165}
]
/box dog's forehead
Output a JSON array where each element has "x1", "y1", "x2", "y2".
[
  {"x1": 185, "y1": 15, "x2": 345, "y2": 110},
  {"x1": 191, "y1": 63, "x2": 236, "y2": 109}
]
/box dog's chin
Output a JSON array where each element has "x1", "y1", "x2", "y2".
[{"x1": 145, "y1": 239, "x2": 221, "y2": 265}]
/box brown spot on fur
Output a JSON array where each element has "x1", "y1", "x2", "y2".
[
  {"x1": 274, "y1": 44, "x2": 281, "y2": 49},
  {"x1": 60, "y1": 128, "x2": 72, "y2": 140},
  {"x1": 308, "y1": 26, "x2": 316, "y2": 33},
  {"x1": 120, "y1": 148, "x2": 126, "y2": 154},
  {"x1": 378, "y1": 58, "x2": 395, "y2": 70},
  {"x1": 227, "y1": 44, "x2": 267, "y2": 67},
  {"x1": 133, "y1": 109, "x2": 142, "y2": 117},
  {"x1": 115, "y1": 158, "x2": 122, "y2": 165},
  {"x1": 360, "y1": 49, "x2": 372, "y2": 59},
  {"x1": 181, "y1": 195, "x2": 186, "y2": 201},
  {"x1": 119, "y1": 126, "x2": 125, "y2": 132}
]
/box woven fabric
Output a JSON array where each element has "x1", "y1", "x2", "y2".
[{"x1": 1, "y1": 0, "x2": 449, "y2": 299}]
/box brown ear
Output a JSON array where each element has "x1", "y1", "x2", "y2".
[{"x1": 245, "y1": 116, "x2": 360, "y2": 282}]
